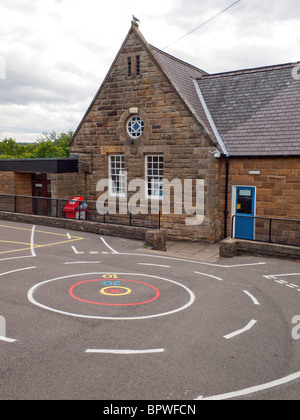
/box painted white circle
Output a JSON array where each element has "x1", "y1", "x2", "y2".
[{"x1": 27, "y1": 272, "x2": 195, "y2": 320}]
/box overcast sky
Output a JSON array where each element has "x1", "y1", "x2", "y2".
[{"x1": 0, "y1": 0, "x2": 299, "y2": 142}]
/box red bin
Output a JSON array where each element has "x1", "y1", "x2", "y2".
[{"x1": 63, "y1": 196, "x2": 87, "y2": 220}]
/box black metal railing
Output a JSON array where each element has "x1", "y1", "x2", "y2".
[
  {"x1": 232, "y1": 215, "x2": 300, "y2": 247},
  {"x1": 0, "y1": 193, "x2": 161, "y2": 230}
]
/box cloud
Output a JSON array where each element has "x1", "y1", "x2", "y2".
[{"x1": 0, "y1": 0, "x2": 299, "y2": 141}]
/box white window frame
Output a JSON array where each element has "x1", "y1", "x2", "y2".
[
  {"x1": 145, "y1": 155, "x2": 164, "y2": 200},
  {"x1": 127, "y1": 116, "x2": 145, "y2": 139},
  {"x1": 109, "y1": 155, "x2": 126, "y2": 197}
]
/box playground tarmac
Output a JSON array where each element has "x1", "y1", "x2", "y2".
[{"x1": 0, "y1": 220, "x2": 299, "y2": 401}]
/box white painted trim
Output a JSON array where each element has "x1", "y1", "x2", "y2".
[
  {"x1": 192, "y1": 78, "x2": 229, "y2": 156},
  {"x1": 108, "y1": 155, "x2": 126, "y2": 198},
  {"x1": 145, "y1": 155, "x2": 164, "y2": 200}
]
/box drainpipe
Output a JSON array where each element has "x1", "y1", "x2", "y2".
[{"x1": 224, "y1": 155, "x2": 230, "y2": 239}]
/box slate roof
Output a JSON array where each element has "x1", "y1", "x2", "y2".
[
  {"x1": 71, "y1": 23, "x2": 300, "y2": 158},
  {"x1": 197, "y1": 63, "x2": 300, "y2": 156},
  {"x1": 150, "y1": 46, "x2": 219, "y2": 146}
]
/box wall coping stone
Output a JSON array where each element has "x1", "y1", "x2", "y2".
[{"x1": 220, "y1": 237, "x2": 300, "y2": 260}]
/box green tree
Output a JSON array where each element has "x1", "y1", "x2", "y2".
[
  {"x1": 0, "y1": 131, "x2": 73, "y2": 159},
  {"x1": 0, "y1": 138, "x2": 27, "y2": 158},
  {"x1": 31, "y1": 141, "x2": 66, "y2": 158},
  {"x1": 37, "y1": 131, "x2": 73, "y2": 157}
]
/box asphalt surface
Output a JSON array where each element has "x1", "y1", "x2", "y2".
[{"x1": 0, "y1": 220, "x2": 299, "y2": 400}]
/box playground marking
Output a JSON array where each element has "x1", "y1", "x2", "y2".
[
  {"x1": 243, "y1": 290, "x2": 260, "y2": 306},
  {"x1": 196, "y1": 371, "x2": 300, "y2": 400},
  {"x1": 0, "y1": 316, "x2": 17, "y2": 343},
  {"x1": 30, "y1": 225, "x2": 36, "y2": 257},
  {"x1": 68, "y1": 278, "x2": 160, "y2": 306},
  {"x1": 224, "y1": 319, "x2": 257, "y2": 340},
  {"x1": 85, "y1": 348, "x2": 165, "y2": 355},
  {"x1": 0, "y1": 224, "x2": 83, "y2": 255},
  {"x1": 100, "y1": 286, "x2": 132, "y2": 296},
  {"x1": 0, "y1": 266, "x2": 37, "y2": 277},
  {"x1": 28, "y1": 272, "x2": 195, "y2": 320},
  {"x1": 100, "y1": 237, "x2": 119, "y2": 254}
]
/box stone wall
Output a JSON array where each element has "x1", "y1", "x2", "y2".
[
  {"x1": 0, "y1": 171, "x2": 15, "y2": 194},
  {"x1": 221, "y1": 157, "x2": 300, "y2": 238},
  {"x1": 0, "y1": 210, "x2": 160, "y2": 247},
  {"x1": 220, "y1": 237, "x2": 300, "y2": 261}
]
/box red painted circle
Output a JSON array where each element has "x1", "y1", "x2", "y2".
[{"x1": 69, "y1": 279, "x2": 160, "y2": 306}]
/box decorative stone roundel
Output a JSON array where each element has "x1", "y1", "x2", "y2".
[{"x1": 126, "y1": 116, "x2": 145, "y2": 139}]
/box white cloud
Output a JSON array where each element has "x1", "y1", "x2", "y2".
[{"x1": 0, "y1": 0, "x2": 299, "y2": 142}]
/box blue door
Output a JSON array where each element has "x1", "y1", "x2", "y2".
[{"x1": 234, "y1": 187, "x2": 255, "y2": 240}]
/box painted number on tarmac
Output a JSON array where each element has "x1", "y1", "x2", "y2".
[{"x1": 100, "y1": 275, "x2": 132, "y2": 296}]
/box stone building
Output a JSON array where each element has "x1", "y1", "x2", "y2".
[
  {"x1": 1, "y1": 21, "x2": 300, "y2": 244},
  {"x1": 69, "y1": 21, "x2": 223, "y2": 241}
]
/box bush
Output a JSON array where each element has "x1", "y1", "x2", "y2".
[{"x1": 0, "y1": 131, "x2": 73, "y2": 159}]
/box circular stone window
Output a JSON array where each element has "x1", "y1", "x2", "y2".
[{"x1": 126, "y1": 116, "x2": 145, "y2": 139}]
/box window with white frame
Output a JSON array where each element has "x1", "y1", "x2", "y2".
[
  {"x1": 146, "y1": 155, "x2": 164, "y2": 199},
  {"x1": 127, "y1": 116, "x2": 144, "y2": 139},
  {"x1": 109, "y1": 155, "x2": 126, "y2": 196}
]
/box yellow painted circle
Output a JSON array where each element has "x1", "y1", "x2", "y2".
[{"x1": 100, "y1": 286, "x2": 132, "y2": 296}]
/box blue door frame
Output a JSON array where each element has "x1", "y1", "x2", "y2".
[{"x1": 234, "y1": 187, "x2": 256, "y2": 240}]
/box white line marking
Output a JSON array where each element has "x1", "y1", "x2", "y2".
[
  {"x1": 196, "y1": 371, "x2": 300, "y2": 400},
  {"x1": 137, "y1": 263, "x2": 171, "y2": 268},
  {"x1": 28, "y1": 272, "x2": 195, "y2": 321},
  {"x1": 223, "y1": 262, "x2": 266, "y2": 268},
  {"x1": 194, "y1": 271, "x2": 223, "y2": 281},
  {"x1": 30, "y1": 225, "x2": 36, "y2": 257},
  {"x1": 0, "y1": 336, "x2": 17, "y2": 343},
  {"x1": 0, "y1": 267, "x2": 37, "y2": 277},
  {"x1": 67, "y1": 233, "x2": 72, "y2": 240},
  {"x1": 71, "y1": 246, "x2": 84, "y2": 255},
  {"x1": 224, "y1": 319, "x2": 257, "y2": 340},
  {"x1": 117, "y1": 252, "x2": 265, "y2": 268},
  {"x1": 85, "y1": 348, "x2": 165, "y2": 355},
  {"x1": 89, "y1": 251, "x2": 99, "y2": 255},
  {"x1": 243, "y1": 290, "x2": 260, "y2": 306},
  {"x1": 0, "y1": 255, "x2": 35, "y2": 262},
  {"x1": 64, "y1": 261, "x2": 101, "y2": 265},
  {"x1": 0, "y1": 316, "x2": 17, "y2": 343},
  {"x1": 264, "y1": 273, "x2": 300, "y2": 278},
  {"x1": 100, "y1": 237, "x2": 119, "y2": 254}
]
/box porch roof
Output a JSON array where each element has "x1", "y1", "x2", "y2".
[{"x1": 0, "y1": 158, "x2": 78, "y2": 173}]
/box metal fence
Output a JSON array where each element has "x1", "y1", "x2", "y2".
[
  {"x1": 0, "y1": 194, "x2": 161, "y2": 230},
  {"x1": 232, "y1": 215, "x2": 300, "y2": 247}
]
